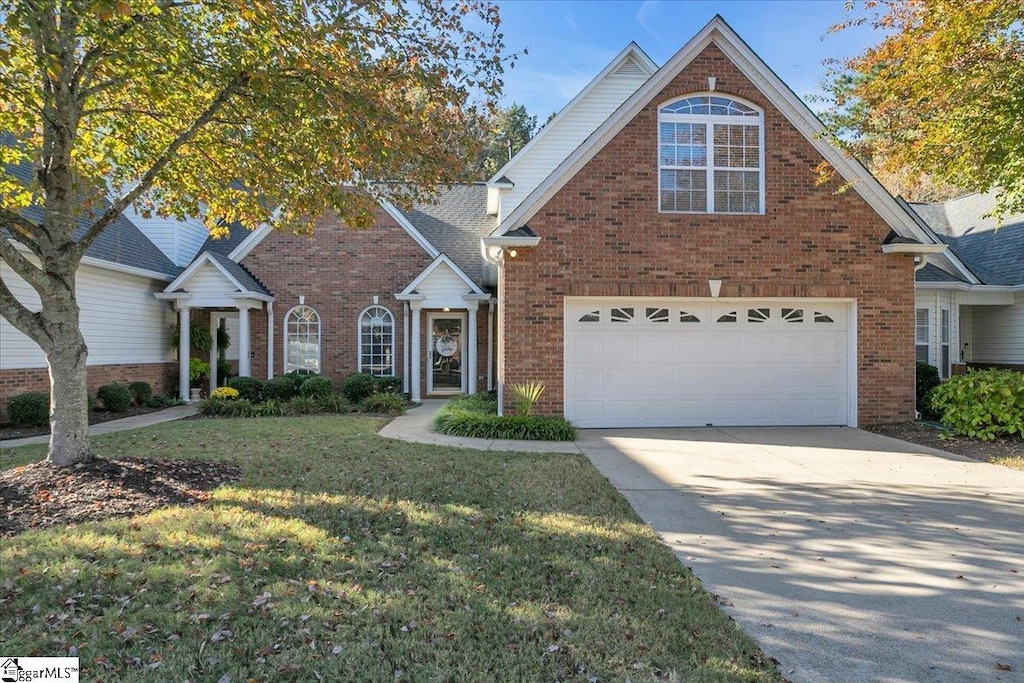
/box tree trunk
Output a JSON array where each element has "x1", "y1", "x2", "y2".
[{"x1": 45, "y1": 327, "x2": 92, "y2": 466}]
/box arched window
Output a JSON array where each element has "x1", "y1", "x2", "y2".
[
  {"x1": 284, "y1": 306, "x2": 321, "y2": 374},
  {"x1": 358, "y1": 306, "x2": 395, "y2": 377},
  {"x1": 658, "y1": 94, "x2": 764, "y2": 214}
]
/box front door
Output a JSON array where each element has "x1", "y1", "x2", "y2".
[{"x1": 428, "y1": 313, "x2": 466, "y2": 394}]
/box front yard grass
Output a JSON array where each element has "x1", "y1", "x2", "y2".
[{"x1": 0, "y1": 416, "x2": 780, "y2": 682}]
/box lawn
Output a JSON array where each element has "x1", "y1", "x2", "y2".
[{"x1": 0, "y1": 416, "x2": 780, "y2": 682}]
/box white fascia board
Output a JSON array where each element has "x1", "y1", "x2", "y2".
[
  {"x1": 880, "y1": 243, "x2": 947, "y2": 255},
  {"x1": 494, "y1": 16, "x2": 935, "y2": 247},
  {"x1": 481, "y1": 235, "x2": 542, "y2": 247},
  {"x1": 379, "y1": 200, "x2": 441, "y2": 258},
  {"x1": 394, "y1": 293, "x2": 427, "y2": 301},
  {"x1": 9, "y1": 239, "x2": 174, "y2": 283},
  {"x1": 400, "y1": 253, "x2": 484, "y2": 296},
  {"x1": 486, "y1": 42, "x2": 657, "y2": 188},
  {"x1": 227, "y1": 223, "x2": 273, "y2": 262},
  {"x1": 916, "y1": 281, "x2": 1023, "y2": 294},
  {"x1": 228, "y1": 292, "x2": 274, "y2": 303}
]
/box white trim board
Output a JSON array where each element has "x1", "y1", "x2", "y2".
[
  {"x1": 492, "y1": 15, "x2": 936, "y2": 248},
  {"x1": 399, "y1": 253, "x2": 484, "y2": 296},
  {"x1": 163, "y1": 251, "x2": 246, "y2": 294}
]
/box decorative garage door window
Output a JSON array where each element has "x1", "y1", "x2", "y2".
[
  {"x1": 284, "y1": 305, "x2": 321, "y2": 374},
  {"x1": 358, "y1": 306, "x2": 395, "y2": 377},
  {"x1": 568, "y1": 302, "x2": 845, "y2": 330},
  {"x1": 659, "y1": 95, "x2": 764, "y2": 214}
]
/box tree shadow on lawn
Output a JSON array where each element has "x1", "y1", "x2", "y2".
[{"x1": 0, "y1": 417, "x2": 783, "y2": 683}]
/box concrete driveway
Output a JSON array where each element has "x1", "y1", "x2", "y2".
[{"x1": 577, "y1": 427, "x2": 1024, "y2": 683}]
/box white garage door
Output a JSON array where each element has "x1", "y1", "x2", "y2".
[{"x1": 564, "y1": 298, "x2": 853, "y2": 428}]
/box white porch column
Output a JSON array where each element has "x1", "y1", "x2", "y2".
[
  {"x1": 266, "y1": 302, "x2": 275, "y2": 379},
  {"x1": 238, "y1": 305, "x2": 251, "y2": 377},
  {"x1": 466, "y1": 301, "x2": 479, "y2": 395},
  {"x1": 209, "y1": 313, "x2": 219, "y2": 392},
  {"x1": 178, "y1": 305, "x2": 191, "y2": 402},
  {"x1": 410, "y1": 301, "x2": 422, "y2": 402},
  {"x1": 487, "y1": 299, "x2": 495, "y2": 392},
  {"x1": 403, "y1": 302, "x2": 410, "y2": 394}
]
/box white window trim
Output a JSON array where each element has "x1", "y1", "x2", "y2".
[
  {"x1": 940, "y1": 306, "x2": 951, "y2": 378},
  {"x1": 915, "y1": 307, "x2": 931, "y2": 366},
  {"x1": 358, "y1": 305, "x2": 396, "y2": 377},
  {"x1": 283, "y1": 305, "x2": 322, "y2": 374},
  {"x1": 657, "y1": 92, "x2": 766, "y2": 215}
]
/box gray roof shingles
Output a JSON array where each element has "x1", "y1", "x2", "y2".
[
  {"x1": 2, "y1": 140, "x2": 180, "y2": 279},
  {"x1": 200, "y1": 222, "x2": 256, "y2": 256},
  {"x1": 397, "y1": 184, "x2": 497, "y2": 285},
  {"x1": 910, "y1": 192, "x2": 1024, "y2": 286}
]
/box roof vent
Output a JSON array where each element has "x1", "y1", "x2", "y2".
[{"x1": 614, "y1": 57, "x2": 646, "y2": 77}]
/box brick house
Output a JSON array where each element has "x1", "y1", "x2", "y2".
[{"x1": 4, "y1": 17, "x2": 1021, "y2": 425}]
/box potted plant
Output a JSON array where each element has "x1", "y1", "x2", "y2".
[{"x1": 189, "y1": 358, "x2": 210, "y2": 401}]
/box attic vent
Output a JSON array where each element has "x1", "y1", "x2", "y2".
[{"x1": 615, "y1": 57, "x2": 645, "y2": 77}]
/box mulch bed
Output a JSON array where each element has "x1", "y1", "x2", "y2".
[
  {"x1": 866, "y1": 421, "x2": 1023, "y2": 462},
  {"x1": 0, "y1": 406, "x2": 166, "y2": 441},
  {"x1": 0, "y1": 457, "x2": 242, "y2": 537}
]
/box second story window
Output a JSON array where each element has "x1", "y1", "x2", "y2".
[{"x1": 659, "y1": 95, "x2": 764, "y2": 214}]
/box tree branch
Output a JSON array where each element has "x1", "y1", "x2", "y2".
[
  {"x1": 0, "y1": 232, "x2": 52, "y2": 294},
  {"x1": 73, "y1": 70, "x2": 251, "y2": 258},
  {"x1": 0, "y1": 209, "x2": 44, "y2": 256},
  {"x1": 0, "y1": 269, "x2": 46, "y2": 343}
]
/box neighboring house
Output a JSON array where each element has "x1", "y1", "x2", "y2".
[
  {"x1": 2, "y1": 16, "x2": 1018, "y2": 426},
  {"x1": 906, "y1": 192, "x2": 1024, "y2": 378}
]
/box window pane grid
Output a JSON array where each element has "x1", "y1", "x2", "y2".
[
  {"x1": 285, "y1": 306, "x2": 321, "y2": 374},
  {"x1": 359, "y1": 306, "x2": 394, "y2": 377}
]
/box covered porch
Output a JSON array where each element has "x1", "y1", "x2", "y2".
[
  {"x1": 396, "y1": 254, "x2": 494, "y2": 402},
  {"x1": 156, "y1": 252, "x2": 275, "y2": 401}
]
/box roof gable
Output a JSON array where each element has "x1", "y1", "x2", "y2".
[
  {"x1": 493, "y1": 16, "x2": 934, "y2": 247},
  {"x1": 400, "y1": 253, "x2": 484, "y2": 297},
  {"x1": 163, "y1": 251, "x2": 270, "y2": 296}
]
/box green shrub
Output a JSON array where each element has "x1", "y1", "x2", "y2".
[
  {"x1": 432, "y1": 406, "x2": 576, "y2": 441},
  {"x1": 228, "y1": 376, "x2": 263, "y2": 402},
  {"x1": 361, "y1": 392, "x2": 407, "y2": 414},
  {"x1": 189, "y1": 358, "x2": 210, "y2": 383},
  {"x1": 509, "y1": 380, "x2": 545, "y2": 416},
  {"x1": 930, "y1": 369, "x2": 1024, "y2": 441},
  {"x1": 257, "y1": 399, "x2": 285, "y2": 417},
  {"x1": 342, "y1": 372, "x2": 378, "y2": 402},
  {"x1": 375, "y1": 376, "x2": 403, "y2": 395},
  {"x1": 127, "y1": 381, "x2": 153, "y2": 406},
  {"x1": 7, "y1": 392, "x2": 49, "y2": 427},
  {"x1": 145, "y1": 394, "x2": 181, "y2": 409},
  {"x1": 316, "y1": 393, "x2": 353, "y2": 414},
  {"x1": 97, "y1": 383, "x2": 132, "y2": 413},
  {"x1": 284, "y1": 370, "x2": 317, "y2": 394},
  {"x1": 916, "y1": 362, "x2": 941, "y2": 417},
  {"x1": 282, "y1": 396, "x2": 323, "y2": 416},
  {"x1": 299, "y1": 375, "x2": 334, "y2": 399},
  {"x1": 263, "y1": 375, "x2": 299, "y2": 401}
]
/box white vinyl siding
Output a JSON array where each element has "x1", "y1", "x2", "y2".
[
  {"x1": 412, "y1": 263, "x2": 476, "y2": 309},
  {"x1": 121, "y1": 205, "x2": 209, "y2": 267},
  {"x1": 1, "y1": 260, "x2": 173, "y2": 369},
  {"x1": 970, "y1": 300, "x2": 1024, "y2": 364},
  {"x1": 497, "y1": 69, "x2": 649, "y2": 222}
]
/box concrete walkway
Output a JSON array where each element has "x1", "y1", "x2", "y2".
[
  {"x1": 379, "y1": 399, "x2": 580, "y2": 453},
  {"x1": 1, "y1": 403, "x2": 199, "y2": 449}
]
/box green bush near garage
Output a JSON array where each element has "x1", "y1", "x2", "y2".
[
  {"x1": 432, "y1": 394, "x2": 577, "y2": 441},
  {"x1": 7, "y1": 392, "x2": 50, "y2": 427},
  {"x1": 930, "y1": 369, "x2": 1024, "y2": 441}
]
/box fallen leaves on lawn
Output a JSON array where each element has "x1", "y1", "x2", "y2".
[{"x1": 0, "y1": 457, "x2": 242, "y2": 536}]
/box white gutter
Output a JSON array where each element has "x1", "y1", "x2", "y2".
[{"x1": 916, "y1": 281, "x2": 1024, "y2": 293}]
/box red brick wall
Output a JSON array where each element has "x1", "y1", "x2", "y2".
[
  {"x1": 1, "y1": 362, "x2": 176, "y2": 416},
  {"x1": 499, "y1": 43, "x2": 916, "y2": 425}
]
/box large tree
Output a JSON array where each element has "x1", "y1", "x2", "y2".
[
  {"x1": 822, "y1": 0, "x2": 1024, "y2": 215},
  {"x1": 0, "y1": 0, "x2": 509, "y2": 466},
  {"x1": 473, "y1": 102, "x2": 537, "y2": 179}
]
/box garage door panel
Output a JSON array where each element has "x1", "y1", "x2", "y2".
[{"x1": 564, "y1": 298, "x2": 851, "y2": 428}]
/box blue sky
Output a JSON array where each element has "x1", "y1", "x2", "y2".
[{"x1": 493, "y1": 0, "x2": 883, "y2": 117}]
